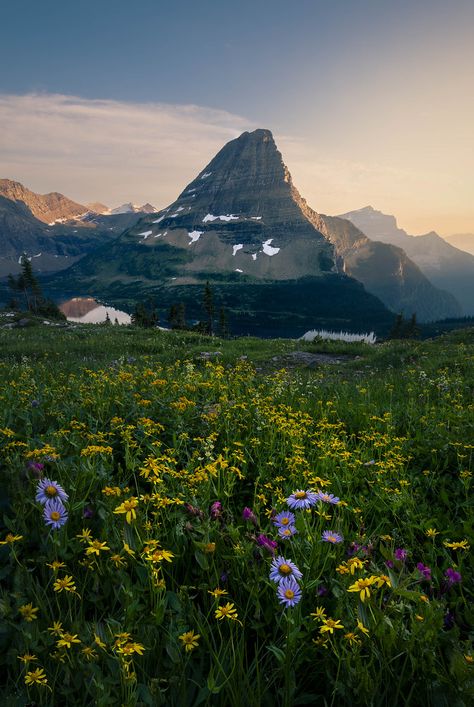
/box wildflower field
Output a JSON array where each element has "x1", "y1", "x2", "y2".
[{"x1": 0, "y1": 325, "x2": 473, "y2": 706}]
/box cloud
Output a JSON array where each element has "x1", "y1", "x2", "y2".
[{"x1": 0, "y1": 92, "x2": 254, "y2": 207}]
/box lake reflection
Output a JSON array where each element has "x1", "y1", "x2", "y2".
[{"x1": 59, "y1": 297, "x2": 131, "y2": 324}]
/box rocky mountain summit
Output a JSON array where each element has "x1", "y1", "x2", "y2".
[
  {"x1": 340, "y1": 206, "x2": 474, "y2": 315},
  {"x1": 0, "y1": 179, "x2": 88, "y2": 224}
]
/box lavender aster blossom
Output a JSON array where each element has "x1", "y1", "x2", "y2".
[
  {"x1": 273, "y1": 511, "x2": 296, "y2": 528},
  {"x1": 321, "y1": 530, "x2": 344, "y2": 544},
  {"x1": 286, "y1": 489, "x2": 318, "y2": 510},
  {"x1": 277, "y1": 576, "x2": 302, "y2": 607},
  {"x1": 394, "y1": 548, "x2": 408, "y2": 561},
  {"x1": 36, "y1": 478, "x2": 68, "y2": 505},
  {"x1": 43, "y1": 499, "x2": 68, "y2": 530},
  {"x1": 269, "y1": 556, "x2": 303, "y2": 584},
  {"x1": 315, "y1": 492, "x2": 340, "y2": 505},
  {"x1": 278, "y1": 525, "x2": 298, "y2": 539}
]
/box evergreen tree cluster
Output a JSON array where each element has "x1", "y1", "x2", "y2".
[
  {"x1": 131, "y1": 282, "x2": 230, "y2": 337},
  {"x1": 7, "y1": 256, "x2": 65, "y2": 320},
  {"x1": 389, "y1": 312, "x2": 420, "y2": 339}
]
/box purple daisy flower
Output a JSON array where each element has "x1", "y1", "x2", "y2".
[
  {"x1": 43, "y1": 499, "x2": 68, "y2": 530},
  {"x1": 277, "y1": 576, "x2": 302, "y2": 608},
  {"x1": 394, "y1": 548, "x2": 408, "y2": 561},
  {"x1": 273, "y1": 510, "x2": 296, "y2": 528},
  {"x1": 269, "y1": 555, "x2": 303, "y2": 583},
  {"x1": 278, "y1": 525, "x2": 298, "y2": 539},
  {"x1": 315, "y1": 492, "x2": 340, "y2": 505},
  {"x1": 321, "y1": 530, "x2": 344, "y2": 544},
  {"x1": 36, "y1": 478, "x2": 68, "y2": 505},
  {"x1": 286, "y1": 489, "x2": 318, "y2": 510}
]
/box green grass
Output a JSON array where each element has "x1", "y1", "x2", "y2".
[{"x1": 0, "y1": 324, "x2": 473, "y2": 706}]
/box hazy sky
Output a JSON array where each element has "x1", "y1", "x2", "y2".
[{"x1": 1, "y1": 0, "x2": 473, "y2": 235}]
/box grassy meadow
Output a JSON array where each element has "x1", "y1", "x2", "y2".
[{"x1": 0, "y1": 323, "x2": 473, "y2": 706}]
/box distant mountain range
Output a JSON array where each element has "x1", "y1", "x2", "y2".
[
  {"x1": 43, "y1": 129, "x2": 463, "y2": 335},
  {"x1": 340, "y1": 206, "x2": 474, "y2": 315},
  {"x1": 0, "y1": 179, "x2": 158, "y2": 277}
]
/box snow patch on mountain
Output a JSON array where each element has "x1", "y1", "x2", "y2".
[
  {"x1": 188, "y1": 230, "x2": 203, "y2": 244},
  {"x1": 203, "y1": 214, "x2": 239, "y2": 223},
  {"x1": 262, "y1": 239, "x2": 280, "y2": 256},
  {"x1": 232, "y1": 244, "x2": 243, "y2": 256}
]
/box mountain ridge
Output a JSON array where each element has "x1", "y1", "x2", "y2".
[{"x1": 340, "y1": 206, "x2": 474, "y2": 314}]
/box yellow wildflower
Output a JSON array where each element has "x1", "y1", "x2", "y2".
[
  {"x1": 81, "y1": 646, "x2": 98, "y2": 661},
  {"x1": 47, "y1": 560, "x2": 66, "y2": 572},
  {"x1": 347, "y1": 577, "x2": 376, "y2": 602},
  {"x1": 310, "y1": 607, "x2": 327, "y2": 621},
  {"x1": 19, "y1": 603, "x2": 39, "y2": 622},
  {"x1": 113, "y1": 497, "x2": 139, "y2": 524},
  {"x1": 357, "y1": 620, "x2": 369, "y2": 636},
  {"x1": 94, "y1": 633, "x2": 107, "y2": 649},
  {"x1": 48, "y1": 621, "x2": 64, "y2": 637},
  {"x1": 76, "y1": 528, "x2": 92, "y2": 543},
  {"x1": 370, "y1": 574, "x2": 391, "y2": 588},
  {"x1": 179, "y1": 630, "x2": 200, "y2": 652},
  {"x1": 465, "y1": 654, "x2": 473, "y2": 664},
  {"x1": 53, "y1": 575, "x2": 77, "y2": 594},
  {"x1": 102, "y1": 486, "x2": 122, "y2": 497},
  {"x1": 0, "y1": 533, "x2": 23, "y2": 545},
  {"x1": 18, "y1": 653, "x2": 37, "y2": 664},
  {"x1": 204, "y1": 543, "x2": 216, "y2": 554},
  {"x1": 208, "y1": 588, "x2": 228, "y2": 598},
  {"x1": 320, "y1": 618, "x2": 344, "y2": 634},
  {"x1": 117, "y1": 641, "x2": 145, "y2": 656},
  {"x1": 443, "y1": 540, "x2": 470, "y2": 551},
  {"x1": 425, "y1": 528, "x2": 439, "y2": 538},
  {"x1": 336, "y1": 562, "x2": 350, "y2": 575},
  {"x1": 85, "y1": 539, "x2": 110, "y2": 556},
  {"x1": 24, "y1": 668, "x2": 48, "y2": 686},
  {"x1": 347, "y1": 557, "x2": 366, "y2": 574},
  {"x1": 110, "y1": 554, "x2": 126, "y2": 568},
  {"x1": 215, "y1": 602, "x2": 239, "y2": 621},
  {"x1": 344, "y1": 632, "x2": 361, "y2": 646},
  {"x1": 57, "y1": 633, "x2": 81, "y2": 649}
]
